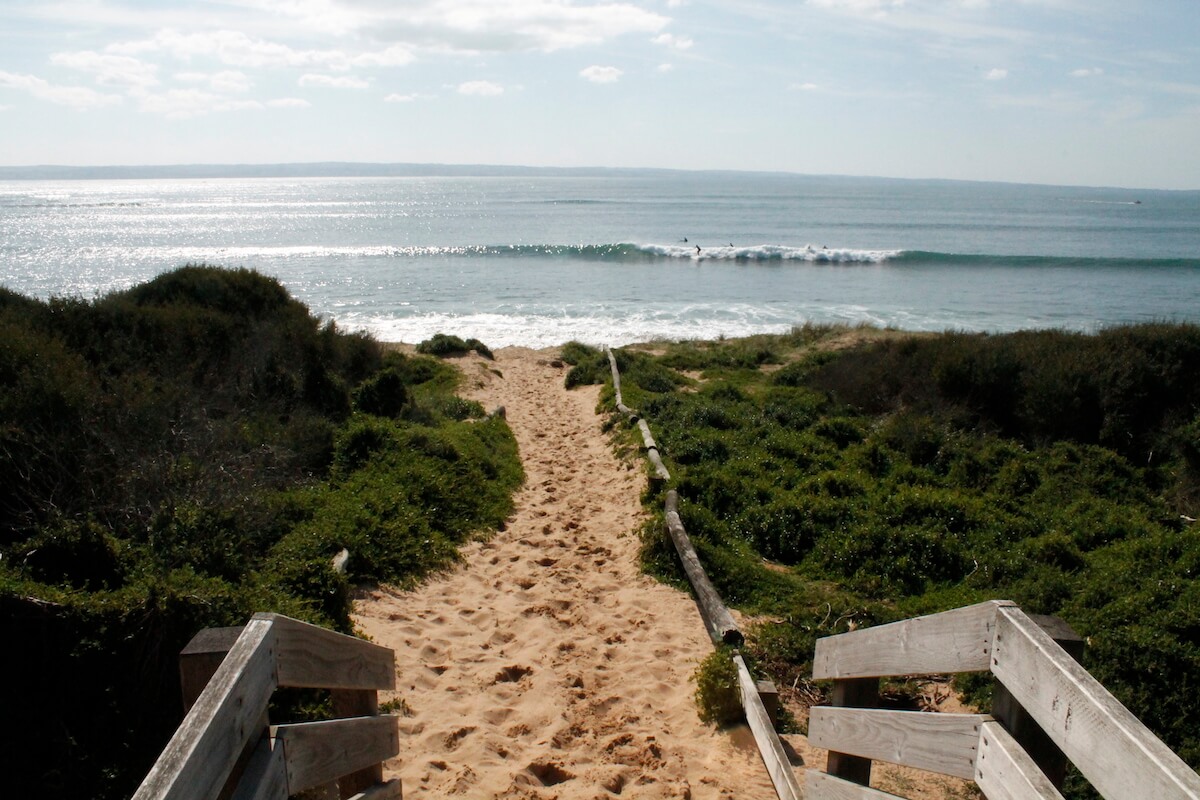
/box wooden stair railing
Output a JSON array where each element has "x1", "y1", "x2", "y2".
[
  {"x1": 133, "y1": 613, "x2": 400, "y2": 800},
  {"x1": 806, "y1": 599, "x2": 1200, "y2": 800}
]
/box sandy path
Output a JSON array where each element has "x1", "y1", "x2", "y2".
[{"x1": 353, "y1": 347, "x2": 777, "y2": 798}]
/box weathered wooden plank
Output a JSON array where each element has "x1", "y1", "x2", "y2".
[
  {"x1": 812, "y1": 600, "x2": 1014, "y2": 680},
  {"x1": 664, "y1": 491, "x2": 743, "y2": 647},
  {"x1": 274, "y1": 716, "x2": 400, "y2": 795},
  {"x1": 345, "y1": 780, "x2": 403, "y2": 800},
  {"x1": 179, "y1": 626, "x2": 245, "y2": 712},
  {"x1": 259, "y1": 613, "x2": 395, "y2": 691},
  {"x1": 808, "y1": 707, "x2": 988, "y2": 780},
  {"x1": 332, "y1": 689, "x2": 383, "y2": 798},
  {"x1": 133, "y1": 619, "x2": 278, "y2": 800},
  {"x1": 734, "y1": 655, "x2": 802, "y2": 800},
  {"x1": 991, "y1": 614, "x2": 1084, "y2": 788},
  {"x1": 974, "y1": 720, "x2": 1065, "y2": 800},
  {"x1": 228, "y1": 738, "x2": 288, "y2": 800},
  {"x1": 805, "y1": 771, "x2": 905, "y2": 800},
  {"x1": 992, "y1": 607, "x2": 1200, "y2": 800},
  {"x1": 825, "y1": 678, "x2": 878, "y2": 786}
]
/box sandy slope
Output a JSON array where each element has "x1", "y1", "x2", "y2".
[{"x1": 353, "y1": 347, "x2": 779, "y2": 798}]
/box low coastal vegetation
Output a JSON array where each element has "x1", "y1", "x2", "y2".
[
  {"x1": 567, "y1": 323, "x2": 1200, "y2": 793},
  {"x1": 0, "y1": 267, "x2": 522, "y2": 799}
]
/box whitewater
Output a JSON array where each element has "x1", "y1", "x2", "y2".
[{"x1": 2, "y1": 171, "x2": 1197, "y2": 346}]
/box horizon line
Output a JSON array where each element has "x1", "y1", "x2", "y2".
[{"x1": 0, "y1": 161, "x2": 1188, "y2": 193}]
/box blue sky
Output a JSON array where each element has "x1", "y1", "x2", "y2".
[{"x1": 1, "y1": 0, "x2": 1197, "y2": 189}]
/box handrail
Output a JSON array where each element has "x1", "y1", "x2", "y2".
[
  {"x1": 807, "y1": 601, "x2": 1200, "y2": 800},
  {"x1": 133, "y1": 613, "x2": 399, "y2": 800}
]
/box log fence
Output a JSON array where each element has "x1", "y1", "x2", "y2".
[
  {"x1": 133, "y1": 613, "x2": 400, "y2": 800},
  {"x1": 605, "y1": 345, "x2": 1200, "y2": 800}
]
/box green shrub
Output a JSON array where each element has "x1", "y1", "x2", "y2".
[
  {"x1": 416, "y1": 333, "x2": 494, "y2": 360},
  {"x1": 0, "y1": 268, "x2": 523, "y2": 800},
  {"x1": 693, "y1": 647, "x2": 743, "y2": 726},
  {"x1": 354, "y1": 368, "x2": 408, "y2": 417}
]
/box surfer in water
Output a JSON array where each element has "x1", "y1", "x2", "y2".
[{"x1": 696, "y1": 244, "x2": 702, "y2": 254}]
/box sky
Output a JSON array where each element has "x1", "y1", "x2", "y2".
[{"x1": 1, "y1": 0, "x2": 1198, "y2": 189}]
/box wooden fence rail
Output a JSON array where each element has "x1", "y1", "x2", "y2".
[
  {"x1": 808, "y1": 599, "x2": 1200, "y2": 800},
  {"x1": 133, "y1": 613, "x2": 400, "y2": 800}
]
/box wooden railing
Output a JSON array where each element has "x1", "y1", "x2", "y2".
[
  {"x1": 133, "y1": 613, "x2": 400, "y2": 800},
  {"x1": 807, "y1": 599, "x2": 1200, "y2": 800}
]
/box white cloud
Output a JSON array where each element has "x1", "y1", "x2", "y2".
[
  {"x1": 267, "y1": 97, "x2": 310, "y2": 108},
  {"x1": 791, "y1": 82, "x2": 820, "y2": 91},
  {"x1": 50, "y1": 51, "x2": 159, "y2": 89},
  {"x1": 353, "y1": 45, "x2": 416, "y2": 68},
  {"x1": 299, "y1": 73, "x2": 369, "y2": 89},
  {"x1": 1070, "y1": 67, "x2": 1103, "y2": 78},
  {"x1": 0, "y1": 70, "x2": 122, "y2": 110},
  {"x1": 580, "y1": 65, "x2": 623, "y2": 84},
  {"x1": 370, "y1": 1, "x2": 669, "y2": 53},
  {"x1": 384, "y1": 93, "x2": 418, "y2": 102},
  {"x1": 653, "y1": 33, "x2": 694, "y2": 51},
  {"x1": 212, "y1": 71, "x2": 253, "y2": 93},
  {"x1": 174, "y1": 70, "x2": 253, "y2": 93},
  {"x1": 808, "y1": 0, "x2": 906, "y2": 18},
  {"x1": 657, "y1": 63, "x2": 675, "y2": 73},
  {"x1": 458, "y1": 80, "x2": 504, "y2": 96},
  {"x1": 985, "y1": 68, "x2": 1008, "y2": 80},
  {"x1": 110, "y1": 29, "x2": 355, "y2": 71},
  {"x1": 132, "y1": 87, "x2": 262, "y2": 118}
]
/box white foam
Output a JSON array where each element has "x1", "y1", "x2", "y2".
[{"x1": 637, "y1": 243, "x2": 901, "y2": 263}]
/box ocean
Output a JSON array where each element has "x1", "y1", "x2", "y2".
[{"x1": 2, "y1": 171, "x2": 1198, "y2": 347}]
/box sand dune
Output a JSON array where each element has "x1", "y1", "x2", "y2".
[{"x1": 353, "y1": 347, "x2": 779, "y2": 798}]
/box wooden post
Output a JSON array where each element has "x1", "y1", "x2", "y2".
[
  {"x1": 332, "y1": 689, "x2": 384, "y2": 798},
  {"x1": 178, "y1": 625, "x2": 269, "y2": 800},
  {"x1": 991, "y1": 613, "x2": 1084, "y2": 789},
  {"x1": 756, "y1": 680, "x2": 781, "y2": 728},
  {"x1": 825, "y1": 677, "x2": 878, "y2": 786},
  {"x1": 180, "y1": 626, "x2": 245, "y2": 712}
]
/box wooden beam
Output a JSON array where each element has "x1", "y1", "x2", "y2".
[
  {"x1": 133, "y1": 619, "x2": 278, "y2": 800},
  {"x1": 734, "y1": 655, "x2": 801, "y2": 800},
  {"x1": 637, "y1": 418, "x2": 659, "y2": 450},
  {"x1": 605, "y1": 348, "x2": 636, "y2": 416},
  {"x1": 991, "y1": 614, "x2": 1084, "y2": 788},
  {"x1": 258, "y1": 614, "x2": 395, "y2": 691},
  {"x1": 332, "y1": 689, "x2": 384, "y2": 798},
  {"x1": 812, "y1": 600, "x2": 1014, "y2": 680},
  {"x1": 646, "y1": 446, "x2": 672, "y2": 482},
  {"x1": 273, "y1": 716, "x2": 399, "y2": 795},
  {"x1": 664, "y1": 491, "x2": 743, "y2": 647},
  {"x1": 345, "y1": 780, "x2": 403, "y2": 800},
  {"x1": 825, "y1": 678, "x2": 878, "y2": 786},
  {"x1": 974, "y1": 720, "x2": 1066, "y2": 800},
  {"x1": 805, "y1": 771, "x2": 906, "y2": 800},
  {"x1": 991, "y1": 607, "x2": 1200, "y2": 800},
  {"x1": 228, "y1": 738, "x2": 288, "y2": 800},
  {"x1": 808, "y1": 708, "x2": 988, "y2": 781}
]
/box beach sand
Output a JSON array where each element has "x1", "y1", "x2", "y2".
[
  {"x1": 353, "y1": 344, "x2": 975, "y2": 799},
  {"x1": 353, "y1": 347, "x2": 781, "y2": 798}
]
